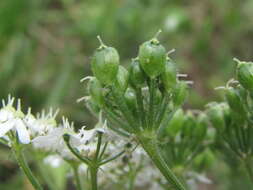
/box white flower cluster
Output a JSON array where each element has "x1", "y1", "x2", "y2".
[
  {"x1": 0, "y1": 95, "x2": 109, "y2": 159},
  {"x1": 98, "y1": 145, "x2": 166, "y2": 190}
]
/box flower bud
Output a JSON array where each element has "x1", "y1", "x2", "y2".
[
  {"x1": 166, "y1": 109, "x2": 184, "y2": 136},
  {"x1": 129, "y1": 59, "x2": 146, "y2": 88},
  {"x1": 91, "y1": 37, "x2": 119, "y2": 85},
  {"x1": 225, "y1": 87, "x2": 245, "y2": 114},
  {"x1": 161, "y1": 59, "x2": 177, "y2": 92},
  {"x1": 172, "y1": 81, "x2": 188, "y2": 107},
  {"x1": 88, "y1": 78, "x2": 104, "y2": 107},
  {"x1": 114, "y1": 66, "x2": 129, "y2": 94},
  {"x1": 236, "y1": 60, "x2": 253, "y2": 91},
  {"x1": 138, "y1": 31, "x2": 166, "y2": 78}
]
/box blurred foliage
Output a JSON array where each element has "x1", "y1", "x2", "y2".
[{"x1": 1, "y1": 0, "x2": 253, "y2": 189}]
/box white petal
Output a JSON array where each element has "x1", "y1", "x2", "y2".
[
  {"x1": 32, "y1": 128, "x2": 64, "y2": 151},
  {"x1": 15, "y1": 119, "x2": 30, "y2": 144},
  {"x1": 0, "y1": 120, "x2": 14, "y2": 137},
  {"x1": 0, "y1": 110, "x2": 14, "y2": 122}
]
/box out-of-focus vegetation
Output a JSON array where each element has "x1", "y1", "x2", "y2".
[{"x1": 1, "y1": 0, "x2": 253, "y2": 189}]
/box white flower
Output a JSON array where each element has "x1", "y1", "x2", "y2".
[
  {"x1": 25, "y1": 108, "x2": 58, "y2": 136},
  {"x1": 32, "y1": 127, "x2": 66, "y2": 152},
  {"x1": 0, "y1": 96, "x2": 30, "y2": 144},
  {"x1": 32, "y1": 117, "x2": 81, "y2": 159},
  {"x1": 75, "y1": 127, "x2": 96, "y2": 144}
]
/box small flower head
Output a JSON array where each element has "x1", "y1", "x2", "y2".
[{"x1": 0, "y1": 96, "x2": 30, "y2": 144}]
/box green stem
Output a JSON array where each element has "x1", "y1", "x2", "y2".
[
  {"x1": 148, "y1": 79, "x2": 156, "y2": 129},
  {"x1": 112, "y1": 88, "x2": 138, "y2": 131},
  {"x1": 136, "y1": 87, "x2": 147, "y2": 128},
  {"x1": 138, "y1": 136, "x2": 186, "y2": 190},
  {"x1": 95, "y1": 133, "x2": 103, "y2": 161},
  {"x1": 13, "y1": 145, "x2": 43, "y2": 190},
  {"x1": 103, "y1": 107, "x2": 133, "y2": 134},
  {"x1": 155, "y1": 93, "x2": 170, "y2": 128},
  {"x1": 99, "y1": 150, "x2": 125, "y2": 165},
  {"x1": 64, "y1": 135, "x2": 91, "y2": 165},
  {"x1": 90, "y1": 166, "x2": 98, "y2": 190},
  {"x1": 243, "y1": 157, "x2": 253, "y2": 184},
  {"x1": 37, "y1": 162, "x2": 57, "y2": 190},
  {"x1": 73, "y1": 165, "x2": 82, "y2": 190}
]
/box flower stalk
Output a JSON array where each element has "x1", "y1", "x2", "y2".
[
  {"x1": 73, "y1": 165, "x2": 82, "y2": 190},
  {"x1": 12, "y1": 143, "x2": 43, "y2": 190}
]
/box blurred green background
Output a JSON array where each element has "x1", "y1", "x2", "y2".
[{"x1": 1, "y1": 0, "x2": 253, "y2": 189}]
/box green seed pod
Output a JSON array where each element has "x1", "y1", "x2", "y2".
[
  {"x1": 166, "y1": 109, "x2": 184, "y2": 136},
  {"x1": 206, "y1": 103, "x2": 226, "y2": 131},
  {"x1": 138, "y1": 31, "x2": 166, "y2": 78},
  {"x1": 236, "y1": 60, "x2": 253, "y2": 91},
  {"x1": 124, "y1": 88, "x2": 137, "y2": 112},
  {"x1": 172, "y1": 81, "x2": 188, "y2": 107},
  {"x1": 88, "y1": 78, "x2": 104, "y2": 107},
  {"x1": 91, "y1": 37, "x2": 119, "y2": 85},
  {"x1": 129, "y1": 59, "x2": 146, "y2": 88},
  {"x1": 161, "y1": 59, "x2": 177, "y2": 92},
  {"x1": 114, "y1": 66, "x2": 129, "y2": 94},
  {"x1": 225, "y1": 87, "x2": 245, "y2": 114}
]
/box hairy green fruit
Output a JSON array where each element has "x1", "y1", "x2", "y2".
[
  {"x1": 206, "y1": 103, "x2": 226, "y2": 131},
  {"x1": 129, "y1": 59, "x2": 146, "y2": 88},
  {"x1": 114, "y1": 66, "x2": 129, "y2": 93},
  {"x1": 225, "y1": 87, "x2": 245, "y2": 114},
  {"x1": 182, "y1": 111, "x2": 195, "y2": 136},
  {"x1": 91, "y1": 37, "x2": 119, "y2": 85},
  {"x1": 138, "y1": 38, "x2": 166, "y2": 78},
  {"x1": 166, "y1": 109, "x2": 184, "y2": 136},
  {"x1": 172, "y1": 81, "x2": 188, "y2": 107},
  {"x1": 195, "y1": 113, "x2": 208, "y2": 139},
  {"x1": 124, "y1": 88, "x2": 137, "y2": 112},
  {"x1": 88, "y1": 78, "x2": 104, "y2": 107},
  {"x1": 161, "y1": 60, "x2": 177, "y2": 92},
  {"x1": 236, "y1": 60, "x2": 253, "y2": 91}
]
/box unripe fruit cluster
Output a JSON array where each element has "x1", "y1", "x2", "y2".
[
  {"x1": 206, "y1": 59, "x2": 253, "y2": 159},
  {"x1": 88, "y1": 34, "x2": 188, "y2": 114}
]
